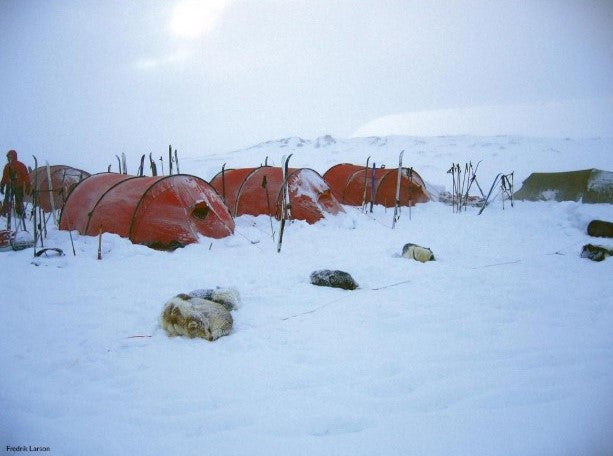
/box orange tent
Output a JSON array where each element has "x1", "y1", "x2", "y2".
[
  {"x1": 323, "y1": 163, "x2": 430, "y2": 207},
  {"x1": 59, "y1": 173, "x2": 234, "y2": 250},
  {"x1": 210, "y1": 166, "x2": 344, "y2": 224},
  {"x1": 29, "y1": 165, "x2": 90, "y2": 212}
]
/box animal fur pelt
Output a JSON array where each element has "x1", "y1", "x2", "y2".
[
  {"x1": 402, "y1": 243, "x2": 435, "y2": 262},
  {"x1": 161, "y1": 294, "x2": 233, "y2": 341},
  {"x1": 580, "y1": 244, "x2": 613, "y2": 262},
  {"x1": 310, "y1": 269, "x2": 359, "y2": 290},
  {"x1": 188, "y1": 287, "x2": 240, "y2": 311},
  {"x1": 587, "y1": 220, "x2": 613, "y2": 238}
]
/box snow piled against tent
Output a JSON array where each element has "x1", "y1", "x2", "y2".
[{"x1": 588, "y1": 169, "x2": 613, "y2": 191}]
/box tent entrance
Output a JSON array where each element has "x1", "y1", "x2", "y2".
[{"x1": 191, "y1": 202, "x2": 210, "y2": 220}]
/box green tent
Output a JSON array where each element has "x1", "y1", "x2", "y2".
[{"x1": 513, "y1": 168, "x2": 613, "y2": 204}]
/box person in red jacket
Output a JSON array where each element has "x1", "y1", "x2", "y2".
[{"x1": 1, "y1": 149, "x2": 32, "y2": 217}]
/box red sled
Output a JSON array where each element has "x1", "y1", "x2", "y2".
[{"x1": 0, "y1": 229, "x2": 34, "y2": 252}]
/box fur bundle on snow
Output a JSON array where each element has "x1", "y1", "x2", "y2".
[
  {"x1": 580, "y1": 244, "x2": 613, "y2": 262},
  {"x1": 161, "y1": 294, "x2": 233, "y2": 341},
  {"x1": 587, "y1": 220, "x2": 613, "y2": 238},
  {"x1": 402, "y1": 243, "x2": 435, "y2": 262},
  {"x1": 310, "y1": 269, "x2": 359, "y2": 290},
  {"x1": 188, "y1": 287, "x2": 240, "y2": 311}
]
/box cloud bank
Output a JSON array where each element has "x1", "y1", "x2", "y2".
[{"x1": 353, "y1": 98, "x2": 613, "y2": 139}]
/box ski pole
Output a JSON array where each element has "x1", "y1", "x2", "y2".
[
  {"x1": 6, "y1": 184, "x2": 13, "y2": 231},
  {"x1": 32, "y1": 158, "x2": 38, "y2": 256},
  {"x1": 149, "y1": 153, "x2": 157, "y2": 176},
  {"x1": 138, "y1": 154, "x2": 145, "y2": 176},
  {"x1": 97, "y1": 227, "x2": 102, "y2": 260},
  {"x1": 168, "y1": 145, "x2": 173, "y2": 176},
  {"x1": 221, "y1": 163, "x2": 226, "y2": 204},
  {"x1": 262, "y1": 175, "x2": 275, "y2": 239},
  {"x1": 361, "y1": 156, "x2": 370, "y2": 212},
  {"x1": 68, "y1": 229, "x2": 76, "y2": 256},
  {"x1": 45, "y1": 161, "x2": 58, "y2": 226},
  {"x1": 392, "y1": 150, "x2": 404, "y2": 229},
  {"x1": 63, "y1": 210, "x2": 76, "y2": 256},
  {"x1": 41, "y1": 206, "x2": 46, "y2": 243},
  {"x1": 448, "y1": 164, "x2": 455, "y2": 212},
  {"x1": 370, "y1": 162, "x2": 376, "y2": 213},
  {"x1": 32, "y1": 199, "x2": 37, "y2": 256},
  {"x1": 408, "y1": 167, "x2": 413, "y2": 221},
  {"x1": 277, "y1": 154, "x2": 292, "y2": 253}
]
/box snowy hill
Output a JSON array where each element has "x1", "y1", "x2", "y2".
[
  {"x1": 1, "y1": 135, "x2": 613, "y2": 455},
  {"x1": 183, "y1": 134, "x2": 613, "y2": 193}
]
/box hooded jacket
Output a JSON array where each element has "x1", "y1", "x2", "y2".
[{"x1": 1, "y1": 150, "x2": 31, "y2": 195}]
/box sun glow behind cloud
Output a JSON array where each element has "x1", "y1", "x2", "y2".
[
  {"x1": 169, "y1": 0, "x2": 231, "y2": 39},
  {"x1": 134, "y1": 1, "x2": 230, "y2": 71}
]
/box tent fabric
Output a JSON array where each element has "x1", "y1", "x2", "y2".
[
  {"x1": 513, "y1": 169, "x2": 613, "y2": 203},
  {"x1": 323, "y1": 163, "x2": 430, "y2": 207},
  {"x1": 59, "y1": 173, "x2": 234, "y2": 249},
  {"x1": 209, "y1": 166, "x2": 344, "y2": 224},
  {"x1": 29, "y1": 165, "x2": 91, "y2": 212}
]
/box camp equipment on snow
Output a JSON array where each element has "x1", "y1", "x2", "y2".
[
  {"x1": 310, "y1": 269, "x2": 359, "y2": 290},
  {"x1": 587, "y1": 219, "x2": 613, "y2": 238}
]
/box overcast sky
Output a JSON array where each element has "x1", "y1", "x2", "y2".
[{"x1": 1, "y1": 0, "x2": 611, "y2": 171}]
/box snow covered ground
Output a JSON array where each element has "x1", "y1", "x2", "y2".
[{"x1": 1, "y1": 135, "x2": 612, "y2": 455}]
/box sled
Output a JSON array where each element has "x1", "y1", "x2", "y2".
[{"x1": 0, "y1": 229, "x2": 35, "y2": 252}]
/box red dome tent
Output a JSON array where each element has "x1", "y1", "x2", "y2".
[
  {"x1": 29, "y1": 165, "x2": 91, "y2": 212},
  {"x1": 210, "y1": 166, "x2": 344, "y2": 224},
  {"x1": 323, "y1": 163, "x2": 430, "y2": 207},
  {"x1": 59, "y1": 173, "x2": 234, "y2": 250}
]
